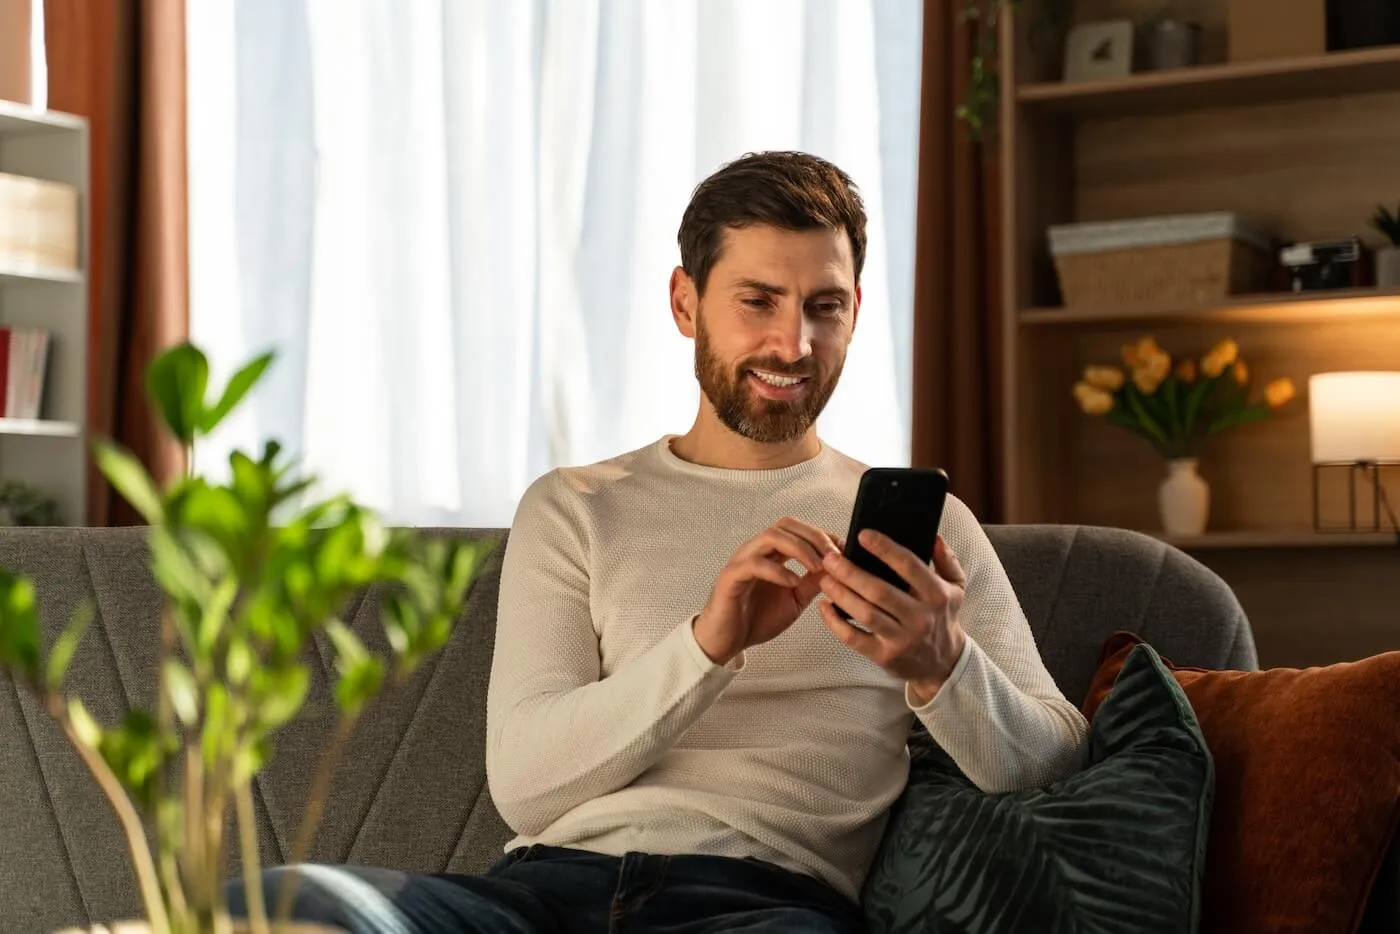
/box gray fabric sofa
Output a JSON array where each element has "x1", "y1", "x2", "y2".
[{"x1": 0, "y1": 523, "x2": 1334, "y2": 932}]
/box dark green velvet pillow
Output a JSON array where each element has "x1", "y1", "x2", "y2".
[{"x1": 862, "y1": 643, "x2": 1214, "y2": 934}]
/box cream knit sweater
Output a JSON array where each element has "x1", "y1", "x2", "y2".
[{"x1": 485, "y1": 436, "x2": 1088, "y2": 902}]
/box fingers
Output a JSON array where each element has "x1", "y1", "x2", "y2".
[
  {"x1": 775, "y1": 517, "x2": 842, "y2": 561},
  {"x1": 735, "y1": 526, "x2": 826, "y2": 574},
  {"x1": 856, "y1": 529, "x2": 938, "y2": 593},
  {"x1": 932, "y1": 536, "x2": 967, "y2": 586},
  {"x1": 723, "y1": 555, "x2": 801, "y2": 592},
  {"x1": 821, "y1": 544, "x2": 925, "y2": 620},
  {"x1": 818, "y1": 600, "x2": 881, "y2": 653},
  {"x1": 818, "y1": 569, "x2": 903, "y2": 637},
  {"x1": 793, "y1": 566, "x2": 829, "y2": 606}
]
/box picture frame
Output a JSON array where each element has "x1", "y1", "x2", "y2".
[{"x1": 1064, "y1": 19, "x2": 1135, "y2": 83}]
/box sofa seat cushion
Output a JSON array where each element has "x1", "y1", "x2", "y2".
[
  {"x1": 1084, "y1": 631, "x2": 1400, "y2": 934},
  {"x1": 862, "y1": 642, "x2": 1213, "y2": 934}
]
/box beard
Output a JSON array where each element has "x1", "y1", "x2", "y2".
[{"x1": 694, "y1": 313, "x2": 842, "y2": 444}]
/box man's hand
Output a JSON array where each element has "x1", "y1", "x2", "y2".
[
  {"x1": 817, "y1": 530, "x2": 968, "y2": 704},
  {"x1": 693, "y1": 517, "x2": 842, "y2": 665}
]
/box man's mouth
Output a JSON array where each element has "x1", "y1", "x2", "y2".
[{"x1": 747, "y1": 368, "x2": 810, "y2": 388}]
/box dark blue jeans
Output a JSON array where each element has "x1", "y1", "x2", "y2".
[{"x1": 226, "y1": 844, "x2": 863, "y2": 933}]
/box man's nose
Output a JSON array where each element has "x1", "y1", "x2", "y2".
[{"x1": 768, "y1": 306, "x2": 813, "y2": 363}]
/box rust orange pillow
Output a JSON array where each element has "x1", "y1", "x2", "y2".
[{"x1": 1083, "y1": 632, "x2": 1400, "y2": 934}]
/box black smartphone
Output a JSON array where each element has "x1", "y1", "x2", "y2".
[{"x1": 835, "y1": 467, "x2": 950, "y2": 626}]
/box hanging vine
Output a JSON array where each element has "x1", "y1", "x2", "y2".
[{"x1": 955, "y1": 0, "x2": 1070, "y2": 142}]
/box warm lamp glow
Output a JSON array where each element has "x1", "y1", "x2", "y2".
[{"x1": 1309, "y1": 372, "x2": 1400, "y2": 463}]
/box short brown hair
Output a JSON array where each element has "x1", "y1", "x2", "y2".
[{"x1": 677, "y1": 151, "x2": 867, "y2": 296}]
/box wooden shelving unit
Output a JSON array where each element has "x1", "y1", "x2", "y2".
[
  {"x1": 998, "y1": 0, "x2": 1400, "y2": 541},
  {"x1": 1021, "y1": 287, "x2": 1400, "y2": 326},
  {"x1": 1017, "y1": 43, "x2": 1400, "y2": 116},
  {"x1": 996, "y1": 2, "x2": 1400, "y2": 666},
  {"x1": 0, "y1": 102, "x2": 89, "y2": 525}
]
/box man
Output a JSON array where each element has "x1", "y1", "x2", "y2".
[{"x1": 232, "y1": 151, "x2": 1087, "y2": 933}]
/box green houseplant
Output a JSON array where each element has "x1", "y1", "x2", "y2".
[
  {"x1": 0, "y1": 342, "x2": 489, "y2": 934},
  {"x1": 1369, "y1": 203, "x2": 1400, "y2": 286},
  {"x1": 957, "y1": 0, "x2": 1069, "y2": 141}
]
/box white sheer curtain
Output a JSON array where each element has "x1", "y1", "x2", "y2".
[{"x1": 188, "y1": 0, "x2": 923, "y2": 528}]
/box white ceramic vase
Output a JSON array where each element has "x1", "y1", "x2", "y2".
[
  {"x1": 1159, "y1": 458, "x2": 1209, "y2": 537},
  {"x1": 1377, "y1": 246, "x2": 1400, "y2": 288}
]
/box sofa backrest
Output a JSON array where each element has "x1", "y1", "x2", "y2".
[{"x1": 0, "y1": 524, "x2": 1256, "y2": 932}]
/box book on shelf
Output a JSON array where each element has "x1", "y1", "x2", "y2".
[
  {"x1": 0, "y1": 172, "x2": 80, "y2": 271},
  {"x1": 0, "y1": 327, "x2": 51, "y2": 420}
]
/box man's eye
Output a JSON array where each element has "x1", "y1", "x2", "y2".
[
  {"x1": 743, "y1": 297, "x2": 771, "y2": 309},
  {"x1": 811, "y1": 302, "x2": 842, "y2": 315}
]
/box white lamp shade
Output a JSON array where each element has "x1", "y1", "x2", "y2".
[{"x1": 1308, "y1": 372, "x2": 1400, "y2": 463}]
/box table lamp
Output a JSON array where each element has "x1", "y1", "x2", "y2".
[{"x1": 1309, "y1": 371, "x2": 1400, "y2": 533}]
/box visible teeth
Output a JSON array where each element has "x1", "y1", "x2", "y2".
[{"x1": 751, "y1": 370, "x2": 805, "y2": 387}]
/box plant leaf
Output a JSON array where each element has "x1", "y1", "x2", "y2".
[
  {"x1": 46, "y1": 599, "x2": 94, "y2": 690},
  {"x1": 180, "y1": 484, "x2": 249, "y2": 550},
  {"x1": 324, "y1": 618, "x2": 368, "y2": 667},
  {"x1": 146, "y1": 342, "x2": 211, "y2": 446},
  {"x1": 1124, "y1": 388, "x2": 1170, "y2": 446},
  {"x1": 227, "y1": 639, "x2": 254, "y2": 686},
  {"x1": 163, "y1": 660, "x2": 199, "y2": 726},
  {"x1": 257, "y1": 667, "x2": 310, "y2": 731},
  {"x1": 1182, "y1": 377, "x2": 1213, "y2": 435},
  {"x1": 0, "y1": 572, "x2": 41, "y2": 680},
  {"x1": 1208, "y1": 405, "x2": 1271, "y2": 435},
  {"x1": 234, "y1": 737, "x2": 272, "y2": 784},
  {"x1": 92, "y1": 440, "x2": 165, "y2": 524},
  {"x1": 200, "y1": 351, "x2": 274, "y2": 435},
  {"x1": 335, "y1": 656, "x2": 384, "y2": 717}
]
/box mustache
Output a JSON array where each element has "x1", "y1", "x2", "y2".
[{"x1": 740, "y1": 358, "x2": 818, "y2": 378}]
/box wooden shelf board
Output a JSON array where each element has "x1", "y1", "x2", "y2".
[
  {"x1": 1017, "y1": 44, "x2": 1400, "y2": 118},
  {"x1": 0, "y1": 419, "x2": 82, "y2": 438},
  {"x1": 0, "y1": 262, "x2": 83, "y2": 286},
  {"x1": 0, "y1": 102, "x2": 86, "y2": 137},
  {"x1": 1021, "y1": 288, "x2": 1400, "y2": 326},
  {"x1": 1152, "y1": 529, "x2": 1398, "y2": 549}
]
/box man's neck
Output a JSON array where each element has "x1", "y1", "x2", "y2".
[{"x1": 669, "y1": 412, "x2": 822, "y2": 471}]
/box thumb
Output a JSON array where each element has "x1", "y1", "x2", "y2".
[{"x1": 932, "y1": 536, "x2": 967, "y2": 587}]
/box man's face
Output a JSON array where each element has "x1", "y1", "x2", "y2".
[{"x1": 688, "y1": 224, "x2": 859, "y2": 444}]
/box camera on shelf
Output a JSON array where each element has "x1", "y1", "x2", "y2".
[{"x1": 1278, "y1": 237, "x2": 1369, "y2": 291}]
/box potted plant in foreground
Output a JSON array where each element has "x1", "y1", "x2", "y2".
[
  {"x1": 0, "y1": 342, "x2": 490, "y2": 934},
  {"x1": 1072, "y1": 335, "x2": 1297, "y2": 536}
]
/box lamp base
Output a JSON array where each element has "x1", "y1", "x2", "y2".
[{"x1": 1312, "y1": 460, "x2": 1400, "y2": 534}]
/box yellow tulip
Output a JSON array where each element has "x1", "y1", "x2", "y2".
[
  {"x1": 1084, "y1": 365, "x2": 1125, "y2": 391},
  {"x1": 1073, "y1": 381, "x2": 1114, "y2": 415},
  {"x1": 1175, "y1": 359, "x2": 1197, "y2": 383},
  {"x1": 1132, "y1": 350, "x2": 1171, "y2": 394},
  {"x1": 1201, "y1": 337, "x2": 1240, "y2": 378},
  {"x1": 1233, "y1": 360, "x2": 1249, "y2": 385},
  {"x1": 1265, "y1": 377, "x2": 1296, "y2": 408},
  {"x1": 1122, "y1": 336, "x2": 1162, "y2": 369}
]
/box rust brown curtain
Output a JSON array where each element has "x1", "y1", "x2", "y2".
[
  {"x1": 45, "y1": 0, "x2": 188, "y2": 526},
  {"x1": 911, "y1": 0, "x2": 1005, "y2": 521},
  {"x1": 0, "y1": 0, "x2": 32, "y2": 104}
]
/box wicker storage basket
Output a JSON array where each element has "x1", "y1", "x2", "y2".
[{"x1": 1048, "y1": 213, "x2": 1273, "y2": 308}]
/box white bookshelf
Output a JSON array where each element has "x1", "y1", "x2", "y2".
[{"x1": 0, "y1": 101, "x2": 88, "y2": 526}]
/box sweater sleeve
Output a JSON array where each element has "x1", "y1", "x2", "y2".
[
  {"x1": 485, "y1": 470, "x2": 742, "y2": 836},
  {"x1": 908, "y1": 496, "x2": 1089, "y2": 792}
]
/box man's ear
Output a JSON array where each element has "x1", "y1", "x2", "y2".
[{"x1": 671, "y1": 266, "x2": 699, "y2": 338}]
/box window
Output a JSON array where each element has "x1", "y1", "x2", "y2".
[{"x1": 187, "y1": 0, "x2": 923, "y2": 526}]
